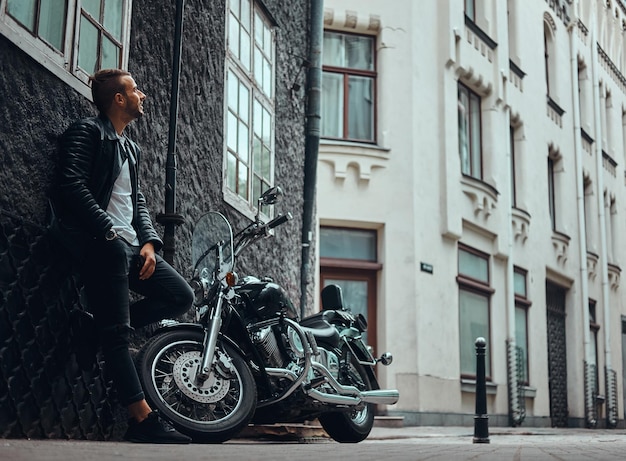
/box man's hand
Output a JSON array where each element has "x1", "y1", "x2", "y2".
[{"x1": 139, "y1": 242, "x2": 156, "y2": 280}]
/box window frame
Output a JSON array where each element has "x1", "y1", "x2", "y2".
[
  {"x1": 543, "y1": 20, "x2": 556, "y2": 99},
  {"x1": 457, "y1": 244, "x2": 493, "y2": 380},
  {"x1": 583, "y1": 174, "x2": 593, "y2": 248},
  {"x1": 224, "y1": 0, "x2": 276, "y2": 217},
  {"x1": 588, "y1": 299, "x2": 600, "y2": 396},
  {"x1": 74, "y1": 1, "x2": 128, "y2": 83},
  {"x1": 514, "y1": 267, "x2": 531, "y2": 386},
  {"x1": 548, "y1": 156, "x2": 556, "y2": 231},
  {"x1": 465, "y1": 0, "x2": 476, "y2": 22},
  {"x1": 543, "y1": 26, "x2": 551, "y2": 96},
  {"x1": 0, "y1": 0, "x2": 132, "y2": 99},
  {"x1": 319, "y1": 226, "x2": 377, "y2": 262},
  {"x1": 458, "y1": 82, "x2": 483, "y2": 179},
  {"x1": 321, "y1": 29, "x2": 377, "y2": 144},
  {"x1": 510, "y1": 125, "x2": 517, "y2": 207}
]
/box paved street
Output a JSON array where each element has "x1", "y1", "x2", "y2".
[{"x1": 2, "y1": 425, "x2": 626, "y2": 461}]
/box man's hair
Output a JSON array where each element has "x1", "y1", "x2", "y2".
[{"x1": 89, "y1": 69, "x2": 131, "y2": 113}]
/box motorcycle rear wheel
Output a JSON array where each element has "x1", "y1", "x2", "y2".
[
  {"x1": 137, "y1": 329, "x2": 256, "y2": 443},
  {"x1": 318, "y1": 348, "x2": 375, "y2": 443}
]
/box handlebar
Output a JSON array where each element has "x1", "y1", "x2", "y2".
[
  {"x1": 267, "y1": 212, "x2": 293, "y2": 230},
  {"x1": 234, "y1": 212, "x2": 292, "y2": 258}
]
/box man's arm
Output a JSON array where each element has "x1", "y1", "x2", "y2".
[
  {"x1": 135, "y1": 190, "x2": 164, "y2": 252},
  {"x1": 57, "y1": 119, "x2": 114, "y2": 238}
]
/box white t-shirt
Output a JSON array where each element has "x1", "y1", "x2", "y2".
[{"x1": 106, "y1": 137, "x2": 140, "y2": 246}]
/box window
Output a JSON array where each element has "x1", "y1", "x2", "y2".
[
  {"x1": 622, "y1": 110, "x2": 626, "y2": 165},
  {"x1": 543, "y1": 28, "x2": 550, "y2": 94},
  {"x1": 320, "y1": 227, "x2": 376, "y2": 261},
  {"x1": 589, "y1": 300, "x2": 599, "y2": 396},
  {"x1": 578, "y1": 62, "x2": 591, "y2": 133},
  {"x1": 510, "y1": 126, "x2": 517, "y2": 207},
  {"x1": 322, "y1": 31, "x2": 376, "y2": 142},
  {"x1": 76, "y1": 0, "x2": 125, "y2": 78},
  {"x1": 507, "y1": 0, "x2": 519, "y2": 65},
  {"x1": 458, "y1": 83, "x2": 482, "y2": 179},
  {"x1": 458, "y1": 245, "x2": 492, "y2": 378},
  {"x1": 514, "y1": 268, "x2": 530, "y2": 385},
  {"x1": 583, "y1": 175, "x2": 593, "y2": 249},
  {"x1": 600, "y1": 90, "x2": 614, "y2": 149},
  {"x1": 611, "y1": 198, "x2": 618, "y2": 263},
  {"x1": 0, "y1": 0, "x2": 131, "y2": 98},
  {"x1": 543, "y1": 19, "x2": 556, "y2": 98},
  {"x1": 548, "y1": 156, "x2": 556, "y2": 230},
  {"x1": 225, "y1": 0, "x2": 275, "y2": 210},
  {"x1": 465, "y1": 0, "x2": 475, "y2": 21},
  {"x1": 605, "y1": 193, "x2": 617, "y2": 263}
]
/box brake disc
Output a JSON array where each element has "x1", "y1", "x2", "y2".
[{"x1": 172, "y1": 350, "x2": 231, "y2": 403}]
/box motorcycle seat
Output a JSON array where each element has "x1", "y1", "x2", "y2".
[{"x1": 299, "y1": 315, "x2": 340, "y2": 348}]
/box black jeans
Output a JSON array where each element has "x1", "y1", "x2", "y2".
[{"x1": 81, "y1": 237, "x2": 194, "y2": 406}]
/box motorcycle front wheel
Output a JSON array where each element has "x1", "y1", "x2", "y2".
[
  {"x1": 137, "y1": 329, "x2": 257, "y2": 443},
  {"x1": 318, "y1": 347, "x2": 375, "y2": 443}
]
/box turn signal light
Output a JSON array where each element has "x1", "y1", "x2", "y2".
[{"x1": 225, "y1": 272, "x2": 238, "y2": 287}]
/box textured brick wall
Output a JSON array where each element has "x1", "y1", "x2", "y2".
[{"x1": 0, "y1": 0, "x2": 310, "y2": 439}]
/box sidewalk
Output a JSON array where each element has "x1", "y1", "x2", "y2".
[
  {"x1": 368, "y1": 423, "x2": 626, "y2": 444},
  {"x1": 241, "y1": 420, "x2": 626, "y2": 444},
  {"x1": 2, "y1": 425, "x2": 626, "y2": 461}
]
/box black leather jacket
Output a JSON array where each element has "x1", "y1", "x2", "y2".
[{"x1": 53, "y1": 113, "x2": 163, "y2": 251}]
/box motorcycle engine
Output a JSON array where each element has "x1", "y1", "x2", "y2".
[
  {"x1": 251, "y1": 324, "x2": 340, "y2": 384},
  {"x1": 252, "y1": 326, "x2": 285, "y2": 368}
]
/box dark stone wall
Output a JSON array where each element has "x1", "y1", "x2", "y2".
[
  {"x1": 0, "y1": 0, "x2": 310, "y2": 439},
  {"x1": 0, "y1": 40, "x2": 94, "y2": 222}
]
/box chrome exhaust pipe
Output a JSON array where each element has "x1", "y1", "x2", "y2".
[
  {"x1": 307, "y1": 388, "x2": 360, "y2": 405},
  {"x1": 360, "y1": 389, "x2": 399, "y2": 405},
  {"x1": 306, "y1": 387, "x2": 399, "y2": 406},
  {"x1": 306, "y1": 361, "x2": 400, "y2": 405},
  {"x1": 311, "y1": 361, "x2": 400, "y2": 398}
]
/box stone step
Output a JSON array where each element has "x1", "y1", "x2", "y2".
[
  {"x1": 374, "y1": 416, "x2": 405, "y2": 428},
  {"x1": 238, "y1": 415, "x2": 405, "y2": 440},
  {"x1": 238, "y1": 423, "x2": 328, "y2": 441}
]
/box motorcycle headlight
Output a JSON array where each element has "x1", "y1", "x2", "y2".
[{"x1": 189, "y1": 278, "x2": 206, "y2": 306}]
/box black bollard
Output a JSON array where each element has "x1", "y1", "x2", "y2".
[{"x1": 473, "y1": 337, "x2": 490, "y2": 443}]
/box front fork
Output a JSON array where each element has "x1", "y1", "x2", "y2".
[{"x1": 195, "y1": 292, "x2": 225, "y2": 384}]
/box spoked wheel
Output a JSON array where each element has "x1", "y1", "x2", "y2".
[
  {"x1": 137, "y1": 329, "x2": 256, "y2": 443},
  {"x1": 318, "y1": 348, "x2": 375, "y2": 443}
]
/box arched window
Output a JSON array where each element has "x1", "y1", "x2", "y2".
[{"x1": 543, "y1": 20, "x2": 556, "y2": 98}]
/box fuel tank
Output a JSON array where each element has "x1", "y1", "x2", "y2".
[{"x1": 236, "y1": 276, "x2": 299, "y2": 321}]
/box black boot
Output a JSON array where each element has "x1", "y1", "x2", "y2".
[{"x1": 124, "y1": 411, "x2": 192, "y2": 444}]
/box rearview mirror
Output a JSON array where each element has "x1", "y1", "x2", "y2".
[{"x1": 259, "y1": 186, "x2": 283, "y2": 206}]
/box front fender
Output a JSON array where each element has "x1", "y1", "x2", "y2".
[
  {"x1": 152, "y1": 321, "x2": 203, "y2": 337},
  {"x1": 151, "y1": 322, "x2": 246, "y2": 361}
]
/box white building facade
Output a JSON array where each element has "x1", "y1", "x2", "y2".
[{"x1": 317, "y1": 0, "x2": 626, "y2": 428}]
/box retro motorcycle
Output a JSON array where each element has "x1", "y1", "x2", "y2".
[{"x1": 137, "y1": 187, "x2": 399, "y2": 443}]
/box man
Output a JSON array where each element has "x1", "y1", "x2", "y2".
[{"x1": 52, "y1": 69, "x2": 193, "y2": 444}]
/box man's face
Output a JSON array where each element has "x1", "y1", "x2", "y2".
[{"x1": 120, "y1": 75, "x2": 146, "y2": 120}]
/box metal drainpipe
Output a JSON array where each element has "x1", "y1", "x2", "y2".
[
  {"x1": 567, "y1": 15, "x2": 594, "y2": 428},
  {"x1": 589, "y1": 14, "x2": 616, "y2": 428},
  {"x1": 157, "y1": 0, "x2": 186, "y2": 264},
  {"x1": 299, "y1": 0, "x2": 323, "y2": 319},
  {"x1": 502, "y1": 76, "x2": 521, "y2": 426},
  {"x1": 497, "y1": 0, "x2": 520, "y2": 425}
]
